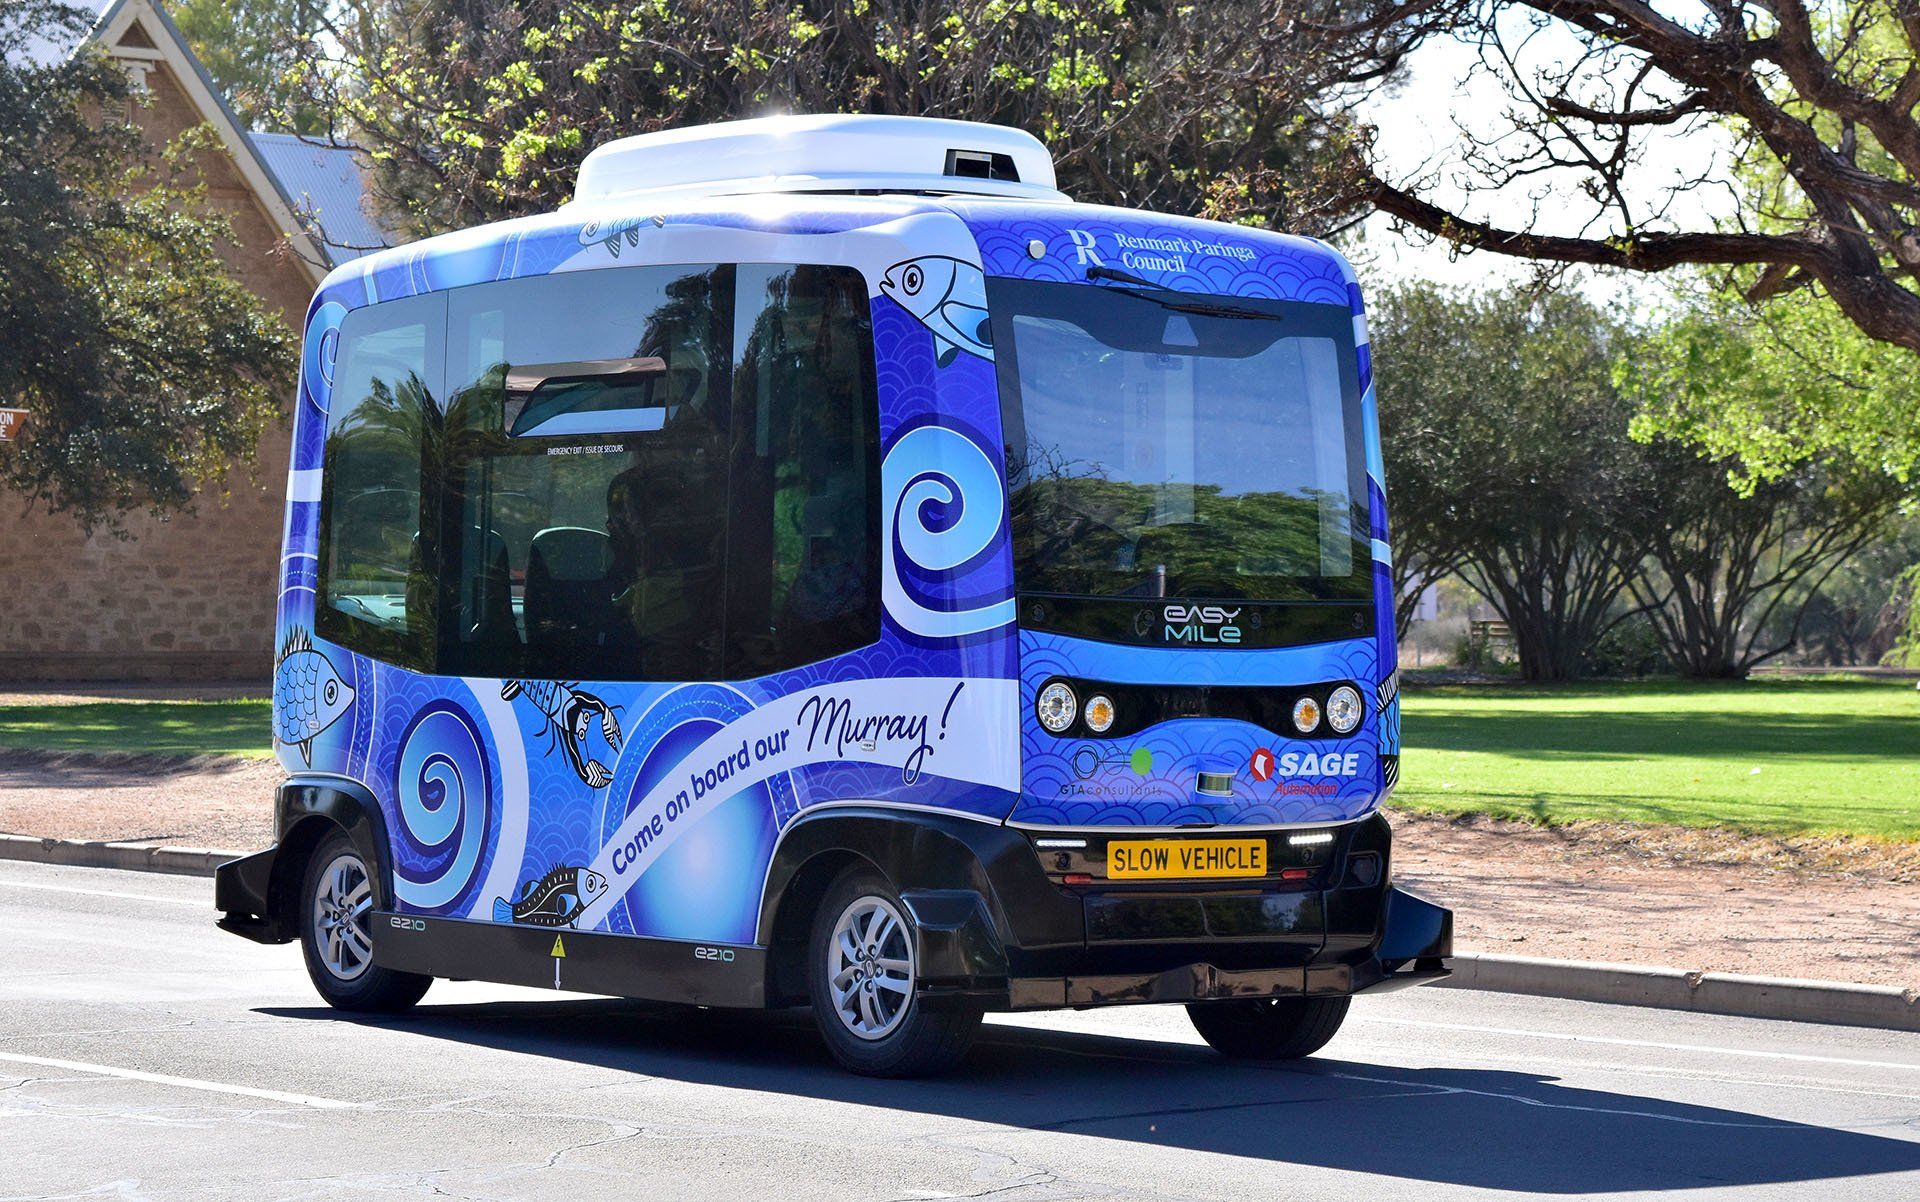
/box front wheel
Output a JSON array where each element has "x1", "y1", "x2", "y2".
[
  {"x1": 806, "y1": 866, "x2": 981, "y2": 1077},
  {"x1": 298, "y1": 829, "x2": 431, "y2": 1013},
  {"x1": 1187, "y1": 996, "x2": 1350, "y2": 1061}
]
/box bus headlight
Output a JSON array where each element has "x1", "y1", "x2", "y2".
[
  {"x1": 1036, "y1": 681, "x2": 1078, "y2": 734},
  {"x1": 1291, "y1": 696, "x2": 1321, "y2": 734},
  {"x1": 1083, "y1": 694, "x2": 1116, "y2": 734},
  {"x1": 1327, "y1": 685, "x2": 1363, "y2": 734}
]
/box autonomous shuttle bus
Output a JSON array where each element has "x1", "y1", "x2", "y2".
[{"x1": 215, "y1": 114, "x2": 1451, "y2": 1076}]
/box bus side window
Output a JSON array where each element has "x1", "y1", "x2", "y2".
[
  {"x1": 439, "y1": 265, "x2": 731, "y2": 681},
  {"x1": 316, "y1": 293, "x2": 445, "y2": 669},
  {"x1": 725, "y1": 264, "x2": 882, "y2": 676}
]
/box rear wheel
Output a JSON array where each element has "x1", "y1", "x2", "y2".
[
  {"x1": 806, "y1": 866, "x2": 980, "y2": 1077},
  {"x1": 298, "y1": 829, "x2": 431, "y2": 1013},
  {"x1": 1187, "y1": 996, "x2": 1350, "y2": 1061}
]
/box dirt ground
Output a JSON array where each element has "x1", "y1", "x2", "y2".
[
  {"x1": 0, "y1": 751, "x2": 285, "y2": 850},
  {"x1": 1391, "y1": 811, "x2": 1920, "y2": 989},
  {"x1": 2, "y1": 749, "x2": 1914, "y2": 989}
]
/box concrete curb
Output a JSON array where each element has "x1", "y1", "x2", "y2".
[
  {"x1": 0, "y1": 833, "x2": 229, "y2": 877},
  {"x1": 1443, "y1": 952, "x2": 1920, "y2": 1034},
  {"x1": 5, "y1": 835, "x2": 1917, "y2": 1034}
]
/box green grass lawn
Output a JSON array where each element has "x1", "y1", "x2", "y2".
[
  {"x1": 0, "y1": 680, "x2": 1913, "y2": 840},
  {"x1": 1397, "y1": 678, "x2": 1920, "y2": 840},
  {"x1": 0, "y1": 700, "x2": 275, "y2": 760}
]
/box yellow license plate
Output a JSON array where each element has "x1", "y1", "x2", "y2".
[{"x1": 1106, "y1": 838, "x2": 1267, "y2": 880}]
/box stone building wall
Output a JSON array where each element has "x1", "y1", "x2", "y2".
[{"x1": 0, "y1": 48, "x2": 315, "y2": 684}]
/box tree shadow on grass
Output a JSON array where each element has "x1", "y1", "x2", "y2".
[
  {"x1": 1404, "y1": 709, "x2": 1915, "y2": 765},
  {"x1": 265, "y1": 998, "x2": 1920, "y2": 1196}
]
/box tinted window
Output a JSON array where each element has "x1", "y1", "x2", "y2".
[
  {"x1": 316, "y1": 294, "x2": 444, "y2": 667},
  {"x1": 992, "y1": 279, "x2": 1368, "y2": 602},
  {"x1": 319, "y1": 265, "x2": 883, "y2": 682},
  {"x1": 439, "y1": 265, "x2": 733, "y2": 681},
  {"x1": 724, "y1": 265, "x2": 882, "y2": 677}
]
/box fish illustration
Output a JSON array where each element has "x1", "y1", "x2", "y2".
[
  {"x1": 502, "y1": 679, "x2": 623, "y2": 788},
  {"x1": 578, "y1": 215, "x2": 652, "y2": 258},
  {"x1": 879, "y1": 255, "x2": 993, "y2": 366},
  {"x1": 273, "y1": 628, "x2": 355, "y2": 766},
  {"x1": 492, "y1": 865, "x2": 608, "y2": 927}
]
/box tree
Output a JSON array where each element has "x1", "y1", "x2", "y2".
[
  {"x1": 1343, "y1": 0, "x2": 1920, "y2": 358},
  {"x1": 1372, "y1": 281, "x2": 1652, "y2": 681},
  {"x1": 1379, "y1": 278, "x2": 1906, "y2": 680},
  {"x1": 1782, "y1": 515, "x2": 1920, "y2": 666},
  {"x1": 171, "y1": 0, "x2": 330, "y2": 134},
  {"x1": 294, "y1": 0, "x2": 1419, "y2": 241},
  {"x1": 1617, "y1": 304, "x2": 1908, "y2": 676},
  {"x1": 1369, "y1": 284, "x2": 1476, "y2": 639},
  {"x1": 1, "y1": 2, "x2": 291, "y2": 533},
  {"x1": 1628, "y1": 279, "x2": 1920, "y2": 493},
  {"x1": 1624, "y1": 444, "x2": 1902, "y2": 676}
]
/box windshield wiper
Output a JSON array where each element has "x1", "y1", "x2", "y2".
[{"x1": 1085, "y1": 265, "x2": 1278, "y2": 321}]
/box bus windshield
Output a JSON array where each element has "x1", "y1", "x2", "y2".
[{"x1": 990, "y1": 278, "x2": 1370, "y2": 603}]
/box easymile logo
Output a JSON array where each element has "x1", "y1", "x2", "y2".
[{"x1": 1162, "y1": 604, "x2": 1242, "y2": 645}]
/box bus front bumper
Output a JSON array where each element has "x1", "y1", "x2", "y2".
[
  {"x1": 910, "y1": 812, "x2": 1453, "y2": 1011},
  {"x1": 976, "y1": 883, "x2": 1452, "y2": 1010}
]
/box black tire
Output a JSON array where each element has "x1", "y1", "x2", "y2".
[
  {"x1": 1187, "y1": 996, "x2": 1350, "y2": 1061},
  {"x1": 297, "y1": 829, "x2": 431, "y2": 1013},
  {"x1": 806, "y1": 865, "x2": 981, "y2": 1077}
]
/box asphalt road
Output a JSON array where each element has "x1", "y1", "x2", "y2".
[{"x1": 2, "y1": 858, "x2": 1918, "y2": 1201}]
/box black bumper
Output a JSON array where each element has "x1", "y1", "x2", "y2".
[
  {"x1": 992, "y1": 882, "x2": 1451, "y2": 1008},
  {"x1": 214, "y1": 845, "x2": 290, "y2": 944},
  {"x1": 919, "y1": 811, "x2": 1453, "y2": 1010}
]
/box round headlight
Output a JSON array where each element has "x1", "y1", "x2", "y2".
[
  {"x1": 1036, "y1": 681, "x2": 1078, "y2": 734},
  {"x1": 1083, "y1": 694, "x2": 1116, "y2": 734},
  {"x1": 1291, "y1": 696, "x2": 1322, "y2": 734},
  {"x1": 1327, "y1": 685, "x2": 1363, "y2": 734}
]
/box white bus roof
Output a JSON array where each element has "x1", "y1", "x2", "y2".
[{"x1": 568, "y1": 114, "x2": 1065, "y2": 207}]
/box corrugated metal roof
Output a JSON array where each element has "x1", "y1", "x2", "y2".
[{"x1": 248, "y1": 134, "x2": 393, "y2": 266}]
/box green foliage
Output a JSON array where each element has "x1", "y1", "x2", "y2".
[
  {"x1": 1578, "y1": 615, "x2": 1671, "y2": 679},
  {"x1": 0, "y1": 2, "x2": 292, "y2": 533},
  {"x1": 171, "y1": 0, "x2": 329, "y2": 133},
  {"x1": 1786, "y1": 516, "x2": 1920, "y2": 667},
  {"x1": 1377, "y1": 278, "x2": 1905, "y2": 679},
  {"x1": 296, "y1": 0, "x2": 1368, "y2": 239},
  {"x1": 1888, "y1": 563, "x2": 1920, "y2": 667},
  {"x1": 1371, "y1": 281, "x2": 1648, "y2": 680},
  {"x1": 1625, "y1": 281, "x2": 1920, "y2": 497}
]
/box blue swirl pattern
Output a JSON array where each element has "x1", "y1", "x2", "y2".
[
  {"x1": 392, "y1": 703, "x2": 494, "y2": 911},
  {"x1": 880, "y1": 422, "x2": 1015, "y2": 640}
]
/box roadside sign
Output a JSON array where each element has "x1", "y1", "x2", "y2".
[{"x1": 0, "y1": 409, "x2": 25, "y2": 442}]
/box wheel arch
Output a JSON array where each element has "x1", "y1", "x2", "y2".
[
  {"x1": 756, "y1": 806, "x2": 1080, "y2": 1005},
  {"x1": 268, "y1": 776, "x2": 396, "y2": 934}
]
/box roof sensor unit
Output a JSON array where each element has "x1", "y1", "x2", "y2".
[
  {"x1": 944, "y1": 148, "x2": 1020, "y2": 182},
  {"x1": 569, "y1": 115, "x2": 1062, "y2": 207}
]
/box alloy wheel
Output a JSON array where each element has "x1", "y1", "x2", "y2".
[
  {"x1": 312, "y1": 852, "x2": 375, "y2": 981},
  {"x1": 825, "y1": 894, "x2": 914, "y2": 1040}
]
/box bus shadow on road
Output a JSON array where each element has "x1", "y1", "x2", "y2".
[{"x1": 263, "y1": 997, "x2": 1920, "y2": 1195}]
